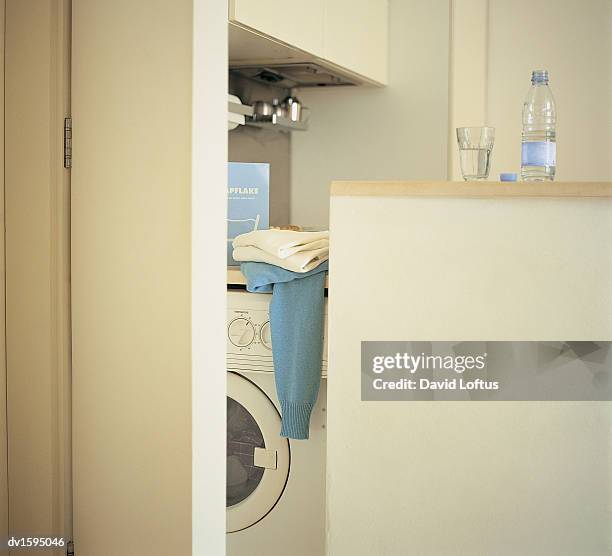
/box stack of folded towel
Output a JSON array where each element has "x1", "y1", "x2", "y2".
[{"x1": 232, "y1": 229, "x2": 328, "y2": 273}]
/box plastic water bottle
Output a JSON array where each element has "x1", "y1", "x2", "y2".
[{"x1": 521, "y1": 69, "x2": 556, "y2": 181}]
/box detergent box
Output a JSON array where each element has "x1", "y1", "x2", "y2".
[{"x1": 228, "y1": 162, "x2": 270, "y2": 266}]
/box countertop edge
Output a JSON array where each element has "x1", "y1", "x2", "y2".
[
  {"x1": 227, "y1": 266, "x2": 247, "y2": 286},
  {"x1": 330, "y1": 181, "x2": 612, "y2": 198}
]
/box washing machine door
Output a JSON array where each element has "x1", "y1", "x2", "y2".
[{"x1": 226, "y1": 372, "x2": 290, "y2": 533}]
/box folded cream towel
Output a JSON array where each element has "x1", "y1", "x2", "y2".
[
  {"x1": 233, "y1": 245, "x2": 328, "y2": 273},
  {"x1": 233, "y1": 229, "x2": 329, "y2": 259}
]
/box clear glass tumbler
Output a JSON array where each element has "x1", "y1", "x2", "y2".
[{"x1": 456, "y1": 127, "x2": 495, "y2": 181}]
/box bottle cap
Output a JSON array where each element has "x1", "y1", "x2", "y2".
[
  {"x1": 531, "y1": 69, "x2": 549, "y2": 84},
  {"x1": 500, "y1": 173, "x2": 517, "y2": 182}
]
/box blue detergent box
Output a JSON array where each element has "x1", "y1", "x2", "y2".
[{"x1": 228, "y1": 162, "x2": 270, "y2": 266}]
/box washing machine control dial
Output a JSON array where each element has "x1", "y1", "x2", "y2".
[
  {"x1": 260, "y1": 321, "x2": 272, "y2": 350},
  {"x1": 228, "y1": 318, "x2": 255, "y2": 347}
]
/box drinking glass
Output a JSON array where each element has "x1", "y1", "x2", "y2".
[{"x1": 456, "y1": 127, "x2": 495, "y2": 180}]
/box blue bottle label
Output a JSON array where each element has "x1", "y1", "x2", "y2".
[{"x1": 522, "y1": 141, "x2": 556, "y2": 166}]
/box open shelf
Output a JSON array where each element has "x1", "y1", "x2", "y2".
[
  {"x1": 229, "y1": 100, "x2": 309, "y2": 132},
  {"x1": 245, "y1": 113, "x2": 308, "y2": 132}
]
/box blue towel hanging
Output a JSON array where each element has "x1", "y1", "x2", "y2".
[{"x1": 240, "y1": 261, "x2": 328, "y2": 439}]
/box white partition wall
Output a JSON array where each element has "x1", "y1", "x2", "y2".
[
  {"x1": 327, "y1": 185, "x2": 612, "y2": 555},
  {"x1": 72, "y1": 2, "x2": 228, "y2": 554}
]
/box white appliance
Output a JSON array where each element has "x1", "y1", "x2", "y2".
[{"x1": 226, "y1": 290, "x2": 327, "y2": 556}]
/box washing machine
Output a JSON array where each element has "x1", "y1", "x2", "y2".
[{"x1": 226, "y1": 289, "x2": 327, "y2": 556}]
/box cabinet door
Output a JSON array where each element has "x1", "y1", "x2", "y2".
[
  {"x1": 230, "y1": 0, "x2": 325, "y2": 56},
  {"x1": 324, "y1": 0, "x2": 388, "y2": 84}
]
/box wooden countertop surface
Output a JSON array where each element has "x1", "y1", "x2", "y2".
[
  {"x1": 227, "y1": 266, "x2": 248, "y2": 286},
  {"x1": 330, "y1": 181, "x2": 612, "y2": 198}
]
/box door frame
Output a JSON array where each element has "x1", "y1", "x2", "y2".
[
  {"x1": 192, "y1": 0, "x2": 228, "y2": 553},
  {"x1": 0, "y1": 1, "x2": 7, "y2": 552},
  {"x1": 3, "y1": 0, "x2": 231, "y2": 553},
  {"x1": 4, "y1": 0, "x2": 72, "y2": 551}
]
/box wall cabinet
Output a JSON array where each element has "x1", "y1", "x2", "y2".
[
  {"x1": 230, "y1": 0, "x2": 325, "y2": 59},
  {"x1": 229, "y1": 0, "x2": 388, "y2": 85},
  {"x1": 324, "y1": 0, "x2": 388, "y2": 84}
]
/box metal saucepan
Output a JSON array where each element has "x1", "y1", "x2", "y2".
[
  {"x1": 251, "y1": 100, "x2": 274, "y2": 121},
  {"x1": 283, "y1": 96, "x2": 302, "y2": 122}
]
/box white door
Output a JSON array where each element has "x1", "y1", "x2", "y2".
[{"x1": 226, "y1": 372, "x2": 290, "y2": 533}]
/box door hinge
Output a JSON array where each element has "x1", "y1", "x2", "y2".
[
  {"x1": 66, "y1": 540, "x2": 74, "y2": 556},
  {"x1": 64, "y1": 117, "x2": 72, "y2": 169}
]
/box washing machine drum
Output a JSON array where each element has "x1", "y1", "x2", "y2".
[{"x1": 226, "y1": 372, "x2": 290, "y2": 533}]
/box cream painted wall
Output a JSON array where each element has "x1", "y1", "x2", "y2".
[
  {"x1": 448, "y1": 0, "x2": 488, "y2": 180},
  {"x1": 72, "y1": 1, "x2": 192, "y2": 554},
  {"x1": 328, "y1": 192, "x2": 612, "y2": 554},
  {"x1": 290, "y1": 0, "x2": 450, "y2": 229},
  {"x1": 450, "y1": 0, "x2": 612, "y2": 181}
]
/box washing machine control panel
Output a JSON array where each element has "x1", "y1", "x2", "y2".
[{"x1": 227, "y1": 290, "x2": 328, "y2": 376}]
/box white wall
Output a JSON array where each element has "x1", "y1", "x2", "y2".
[
  {"x1": 451, "y1": 0, "x2": 612, "y2": 181},
  {"x1": 290, "y1": 0, "x2": 450, "y2": 229}
]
